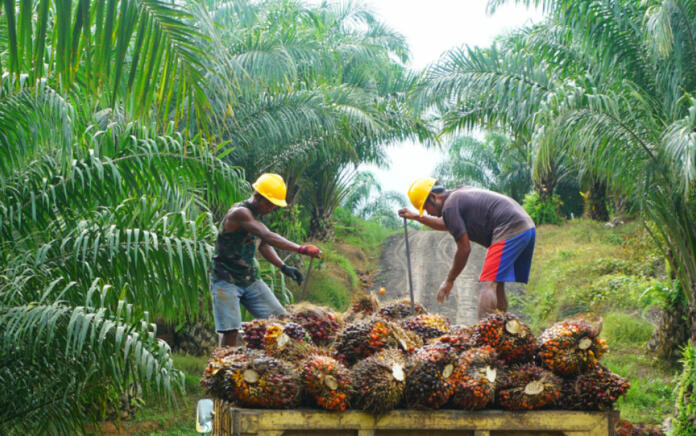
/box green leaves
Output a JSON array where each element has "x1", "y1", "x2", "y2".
[
  {"x1": 0, "y1": 282, "x2": 184, "y2": 435},
  {"x1": 0, "y1": 0, "x2": 209, "y2": 125}
]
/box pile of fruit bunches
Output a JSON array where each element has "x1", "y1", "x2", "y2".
[{"x1": 202, "y1": 296, "x2": 630, "y2": 413}]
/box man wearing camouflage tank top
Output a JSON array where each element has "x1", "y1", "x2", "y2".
[{"x1": 210, "y1": 173, "x2": 321, "y2": 346}]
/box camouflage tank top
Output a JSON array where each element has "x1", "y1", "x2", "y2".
[{"x1": 212, "y1": 201, "x2": 260, "y2": 287}]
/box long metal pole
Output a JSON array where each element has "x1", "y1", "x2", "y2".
[
  {"x1": 403, "y1": 217, "x2": 416, "y2": 315},
  {"x1": 300, "y1": 257, "x2": 315, "y2": 301}
]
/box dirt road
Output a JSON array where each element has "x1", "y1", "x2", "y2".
[{"x1": 374, "y1": 229, "x2": 485, "y2": 327}]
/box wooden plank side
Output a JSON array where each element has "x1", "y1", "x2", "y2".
[{"x1": 213, "y1": 400, "x2": 617, "y2": 436}]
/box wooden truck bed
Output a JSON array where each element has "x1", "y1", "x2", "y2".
[{"x1": 213, "y1": 399, "x2": 619, "y2": 436}]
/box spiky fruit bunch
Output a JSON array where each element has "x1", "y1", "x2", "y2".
[
  {"x1": 351, "y1": 349, "x2": 407, "y2": 413},
  {"x1": 300, "y1": 354, "x2": 352, "y2": 411},
  {"x1": 378, "y1": 299, "x2": 427, "y2": 320},
  {"x1": 335, "y1": 318, "x2": 421, "y2": 365},
  {"x1": 288, "y1": 303, "x2": 341, "y2": 346},
  {"x1": 428, "y1": 326, "x2": 476, "y2": 353},
  {"x1": 242, "y1": 319, "x2": 267, "y2": 349},
  {"x1": 281, "y1": 322, "x2": 313, "y2": 343},
  {"x1": 615, "y1": 419, "x2": 665, "y2": 436},
  {"x1": 497, "y1": 364, "x2": 561, "y2": 410},
  {"x1": 538, "y1": 320, "x2": 608, "y2": 376},
  {"x1": 472, "y1": 313, "x2": 538, "y2": 364},
  {"x1": 223, "y1": 350, "x2": 302, "y2": 408},
  {"x1": 401, "y1": 314, "x2": 452, "y2": 342},
  {"x1": 403, "y1": 342, "x2": 458, "y2": 409},
  {"x1": 344, "y1": 293, "x2": 381, "y2": 323},
  {"x1": 449, "y1": 346, "x2": 499, "y2": 410},
  {"x1": 201, "y1": 347, "x2": 251, "y2": 398},
  {"x1": 264, "y1": 324, "x2": 318, "y2": 363},
  {"x1": 560, "y1": 364, "x2": 630, "y2": 410}
]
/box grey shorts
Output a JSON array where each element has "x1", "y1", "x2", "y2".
[{"x1": 209, "y1": 275, "x2": 286, "y2": 332}]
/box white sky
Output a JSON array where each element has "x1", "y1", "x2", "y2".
[{"x1": 315, "y1": 1, "x2": 545, "y2": 196}]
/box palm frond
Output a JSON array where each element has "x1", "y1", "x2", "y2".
[{"x1": 0, "y1": 281, "x2": 184, "y2": 435}]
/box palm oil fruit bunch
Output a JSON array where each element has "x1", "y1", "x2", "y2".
[
  {"x1": 428, "y1": 326, "x2": 476, "y2": 353},
  {"x1": 449, "y1": 346, "x2": 499, "y2": 410},
  {"x1": 288, "y1": 303, "x2": 341, "y2": 346},
  {"x1": 615, "y1": 419, "x2": 665, "y2": 436},
  {"x1": 559, "y1": 364, "x2": 630, "y2": 410},
  {"x1": 538, "y1": 320, "x2": 608, "y2": 376},
  {"x1": 496, "y1": 364, "x2": 561, "y2": 410},
  {"x1": 300, "y1": 354, "x2": 352, "y2": 411},
  {"x1": 335, "y1": 318, "x2": 419, "y2": 365},
  {"x1": 351, "y1": 349, "x2": 407, "y2": 413},
  {"x1": 201, "y1": 347, "x2": 251, "y2": 399},
  {"x1": 403, "y1": 342, "x2": 457, "y2": 409},
  {"x1": 401, "y1": 314, "x2": 452, "y2": 342},
  {"x1": 224, "y1": 351, "x2": 302, "y2": 408},
  {"x1": 378, "y1": 299, "x2": 427, "y2": 320},
  {"x1": 264, "y1": 323, "x2": 317, "y2": 363},
  {"x1": 241, "y1": 319, "x2": 267, "y2": 349},
  {"x1": 282, "y1": 322, "x2": 313, "y2": 343},
  {"x1": 344, "y1": 292, "x2": 381, "y2": 323},
  {"x1": 473, "y1": 313, "x2": 537, "y2": 364}
]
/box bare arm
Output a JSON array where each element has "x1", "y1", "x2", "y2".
[
  {"x1": 447, "y1": 233, "x2": 471, "y2": 283},
  {"x1": 226, "y1": 208, "x2": 301, "y2": 253},
  {"x1": 397, "y1": 208, "x2": 448, "y2": 231},
  {"x1": 415, "y1": 215, "x2": 447, "y2": 231},
  {"x1": 436, "y1": 233, "x2": 471, "y2": 303},
  {"x1": 258, "y1": 242, "x2": 284, "y2": 267}
]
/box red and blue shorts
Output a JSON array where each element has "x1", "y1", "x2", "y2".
[{"x1": 479, "y1": 228, "x2": 536, "y2": 284}]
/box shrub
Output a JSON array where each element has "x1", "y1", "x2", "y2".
[
  {"x1": 674, "y1": 346, "x2": 696, "y2": 435},
  {"x1": 522, "y1": 191, "x2": 563, "y2": 225}
]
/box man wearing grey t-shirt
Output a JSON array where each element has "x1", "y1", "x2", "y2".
[{"x1": 398, "y1": 177, "x2": 536, "y2": 319}]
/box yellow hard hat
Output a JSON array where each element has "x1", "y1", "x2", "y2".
[
  {"x1": 252, "y1": 173, "x2": 288, "y2": 207},
  {"x1": 408, "y1": 177, "x2": 437, "y2": 216}
]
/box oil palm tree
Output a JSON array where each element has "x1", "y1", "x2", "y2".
[
  {"x1": 435, "y1": 133, "x2": 533, "y2": 203},
  {"x1": 193, "y1": 0, "x2": 431, "y2": 238},
  {"x1": 0, "y1": 1, "x2": 246, "y2": 433}
]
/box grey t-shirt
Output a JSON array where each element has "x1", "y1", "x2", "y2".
[{"x1": 440, "y1": 187, "x2": 535, "y2": 247}]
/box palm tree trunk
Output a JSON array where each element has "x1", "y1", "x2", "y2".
[
  {"x1": 309, "y1": 209, "x2": 334, "y2": 240},
  {"x1": 583, "y1": 180, "x2": 609, "y2": 221},
  {"x1": 534, "y1": 179, "x2": 555, "y2": 202}
]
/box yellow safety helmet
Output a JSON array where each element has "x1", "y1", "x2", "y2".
[
  {"x1": 252, "y1": 173, "x2": 288, "y2": 207},
  {"x1": 408, "y1": 177, "x2": 437, "y2": 216}
]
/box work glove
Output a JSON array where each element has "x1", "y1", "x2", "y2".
[
  {"x1": 298, "y1": 244, "x2": 321, "y2": 258},
  {"x1": 281, "y1": 264, "x2": 304, "y2": 285}
]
